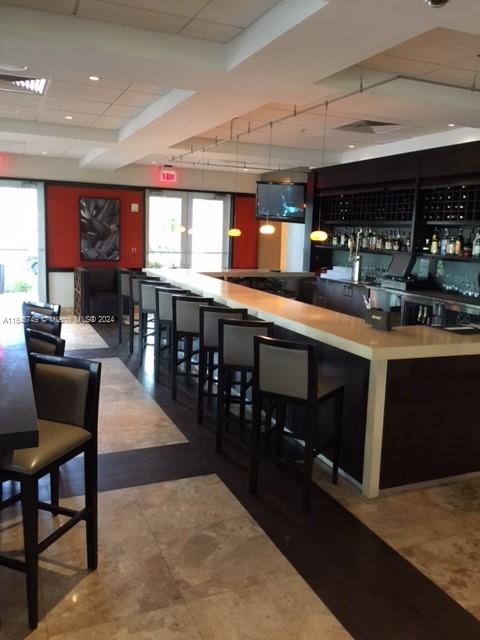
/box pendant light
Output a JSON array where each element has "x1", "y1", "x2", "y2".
[
  {"x1": 260, "y1": 122, "x2": 276, "y2": 235},
  {"x1": 227, "y1": 130, "x2": 242, "y2": 237},
  {"x1": 310, "y1": 100, "x2": 329, "y2": 243}
]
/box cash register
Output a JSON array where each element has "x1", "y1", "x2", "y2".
[{"x1": 380, "y1": 253, "x2": 417, "y2": 291}]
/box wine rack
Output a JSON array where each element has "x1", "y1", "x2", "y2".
[
  {"x1": 421, "y1": 184, "x2": 480, "y2": 224},
  {"x1": 321, "y1": 188, "x2": 415, "y2": 224}
]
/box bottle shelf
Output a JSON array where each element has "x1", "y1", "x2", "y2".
[
  {"x1": 324, "y1": 220, "x2": 412, "y2": 227},
  {"x1": 313, "y1": 245, "x2": 399, "y2": 256},
  {"x1": 415, "y1": 252, "x2": 480, "y2": 263}
]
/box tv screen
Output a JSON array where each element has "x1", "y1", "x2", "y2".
[{"x1": 256, "y1": 182, "x2": 306, "y2": 223}]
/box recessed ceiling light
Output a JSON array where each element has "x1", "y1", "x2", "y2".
[
  {"x1": 348, "y1": 144, "x2": 356, "y2": 148},
  {"x1": 151, "y1": 161, "x2": 157, "y2": 164},
  {"x1": 0, "y1": 63, "x2": 28, "y2": 71},
  {"x1": 41, "y1": 151, "x2": 47, "y2": 155},
  {"x1": 448, "y1": 123, "x2": 455, "y2": 127},
  {"x1": 64, "y1": 115, "x2": 73, "y2": 120},
  {"x1": 89, "y1": 75, "x2": 100, "y2": 82},
  {"x1": 243, "y1": 167, "x2": 248, "y2": 172}
]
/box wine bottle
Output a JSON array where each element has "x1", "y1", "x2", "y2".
[{"x1": 473, "y1": 228, "x2": 480, "y2": 258}]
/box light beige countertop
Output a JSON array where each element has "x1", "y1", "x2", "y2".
[
  {"x1": 146, "y1": 269, "x2": 480, "y2": 362},
  {"x1": 202, "y1": 270, "x2": 314, "y2": 278}
]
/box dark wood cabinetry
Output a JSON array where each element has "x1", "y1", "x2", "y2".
[{"x1": 315, "y1": 278, "x2": 367, "y2": 318}]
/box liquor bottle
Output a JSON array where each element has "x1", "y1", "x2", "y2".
[
  {"x1": 340, "y1": 229, "x2": 346, "y2": 248},
  {"x1": 370, "y1": 229, "x2": 377, "y2": 251},
  {"x1": 393, "y1": 232, "x2": 400, "y2": 252},
  {"x1": 422, "y1": 236, "x2": 431, "y2": 253},
  {"x1": 384, "y1": 231, "x2": 392, "y2": 251},
  {"x1": 446, "y1": 235, "x2": 455, "y2": 255},
  {"x1": 463, "y1": 232, "x2": 473, "y2": 258},
  {"x1": 376, "y1": 232, "x2": 384, "y2": 251},
  {"x1": 454, "y1": 229, "x2": 464, "y2": 256},
  {"x1": 440, "y1": 229, "x2": 448, "y2": 256},
  {"x1": 405, "y1": 233, "x2": 411, "y2": 252},
  {"x1": 362, "y1": 229, "x2": 369, "y2": 250},
  {"x1": 473, "y1": 228, "x2": 480, "y2": 258},
  {"x1": 332, "y1": 231, "x2": 338, "y2": 247},
  {"x1": 430, "y1": 231, "x2": 439, "y2": 254}
]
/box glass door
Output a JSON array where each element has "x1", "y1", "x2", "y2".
[
  {"x1": 147, "y1": 191, "x2": 230, "y2": 270},
  {"x1": 0, "y1": 180, "x2": 45, "y2": 312}
]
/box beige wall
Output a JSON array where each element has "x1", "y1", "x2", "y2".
[{"x1": 0, "y1": 153, "x2": 257, "y2": 193}]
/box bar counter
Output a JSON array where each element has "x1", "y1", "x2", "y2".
[{"x1": 147, "y1": 269, "x2": 480, "y2": 499}]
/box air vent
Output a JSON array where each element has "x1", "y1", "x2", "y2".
[
  {"x1": 0, "y1": 73, "x2": 47, "y2": 96},
  {"x1": 335, "y1": 120, "x2": 402, "y2": 134}
]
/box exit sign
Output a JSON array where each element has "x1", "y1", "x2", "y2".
[{"x1": 160, "y1": 166, "x2": 177, "y2": 183}]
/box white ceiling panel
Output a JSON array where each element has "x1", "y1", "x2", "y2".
[
  {"x1": 115, "y1": 91, "x2": 157, "y2": 107},
  {"x1": 103, "y1": 0, "x2": 209, "y2": 18},
  {"x1": 41, "y1": 96, "x2": 108, "y2": 114},
  {"x1": 0, "y1": 0, "x2": 76, "y2": 13},
  {"x1": 197, "y1": 0, "x2": 278, "y2": 28},
  {"x1": 93, "y1": 115, "x2": 127, "y2": 129},
  {"x1": 0, "y1": 107, "x2": 37, "y2": 120},
  {"x1": 0, "y1": 91, "x2": 42, "y2": 107},
  {"x1": 62, "y1": 143, "x2": 98, "y2": 158},
  {"x1": 0, "y1": 139, "x2": 26, "y2": 153},
  {"x1": 104, "y1": 104, "x2": 139, "y2": 118},
  {"x1": 384, "y1": 27, "x2": 480, "y2": 67},
  {"x1": 126, "y1": 82, "x2": 169, "y2": 94},
  {"x1": 52, "y1": 72, "x2": 132, "y2": 91},
  {"x1": 180, "y1": 19, "x2": 241, "y2": 43},
  {"x1": 77, "y1": 0, "x2": 190, "y2": 33},
  {"x1": 36, "y1": 109, "x2": 99, "y2": 126},
  {"x1": 421, "y1": 66, "x2": 477, "y2": 89},
  {"x1": 363, "y1": 54, "x2": 440, "y2": 76},
  {"x1": 24, "y1": 140, "x2": 71, "y2": 155},
  {"x1": 47, "y1": 80, "x2": 123, "y2": 103}
]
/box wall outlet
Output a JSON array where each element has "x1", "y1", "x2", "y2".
[{"x1": 131, "y1": 203, "x2": 139, "y2": 213}]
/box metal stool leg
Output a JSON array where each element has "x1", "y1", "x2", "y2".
[
  {"x1": 216, "y1": 364, "x2": 225, "y2": 453},
  {"x1": 250, "y1": 391, "x2": 262, "y2": 495},
  {"x1": 21, "y1": 478, "x2": 39, "y2": 630}
]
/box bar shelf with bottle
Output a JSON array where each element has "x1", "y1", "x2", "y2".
[
  {"x1": 418, "y1": 226, "x2": 480, "y2": 261},
  {"x1": 420, "y1": 183, "x2": 480, "y2": 224},
  {"x1": 321, "y1": 185, "x2": 415, "y2": 225}
]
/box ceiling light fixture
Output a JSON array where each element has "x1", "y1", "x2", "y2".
[
  {"x1": 348, "y1": 144, "x2": 356, "y2": 149},
  {"x1": 89, "y1": 75, "x2": 100, "y2": 81},
  {"x1": 227, "y1": 132, "x2": 242, "y2": 238},
  {"x1": 0, "y1": 64, "x2": 28, "y2": 71},
  {"x1": 424, "y1": 0, "x2": 450, "y2": 6},
  {"x1": 310, "y1": 101, "x2": 329, "y2": 243},
  {"x1": 259, "y1": 122, "x2": 276, "y2": 236},
  {"x1": 41, "y1": 151, "x2": 47, "y2": 155},
  {"x1": 64, "y1": 115, "x2": 73, "y2": 120},
  {"x1": 448, "y1": 123, "x2": 455, "y2": 127}
]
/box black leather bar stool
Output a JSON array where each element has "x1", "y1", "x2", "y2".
[
  {"x1": 25, "y1": 328, "x2": 65, "y2": 357},
  {"x1": 216, "y1": 319, "x2": 274, "y2": 453},
  {"x1": 171, "y1": 296, "x2": 213, "y2": 400},
  {"x1": 250, "y1": 336, "x2": 344, "y2": 511},
  {"x1": 154, "y1": 287, "x2": 189, "y2": 380},
  {"x1": 128, "y1": 275, "x2": 163, "y2": 353},
  {"x1": 197, "y1": 306, "x2": 248, "y2": 425},
  {"x1": 0, "y1": 353, "x2": 101, "y2": 630}
]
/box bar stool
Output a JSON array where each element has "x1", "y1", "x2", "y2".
[
  {"x1": 250, "y1": 336, "x2": 344, "y2": 511},
  {"x1": 197, "y1": 306, "x2": 248, "y2": 425},
  {"x1": 0, "y1": 353, "x2": 101, "y2": 630},
  {"x1": 117, "y1": 268, "x2": 135, "y2": 343},
  {"x1": 216, "y1": 319, "x2": 274, "y2": 453},
  {"x1": 22, "y1": 300, "x2": 61, "y2": 320},
  {"x1": 25, "y1": 328, "x2": 66, "y2": 357},
  {"x1": 128, "y1": 275, "x2": 163, "y2": 353},
  {"x1": 154, "y1": 287, "x2": 189, "y2": 380},
  {"x1": 137, "y1": 280, "x2": 174, "y2": 363},
  {"x1": 25, "y1": 311, "x2": 62, "y2": 337},
  {"x1": 171, "y1": 296, "x2": 213, "y2": 400}
]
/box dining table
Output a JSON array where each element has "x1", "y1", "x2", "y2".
[{"x1": 0, "y1": 298, "x2": 38, "y2": 453}]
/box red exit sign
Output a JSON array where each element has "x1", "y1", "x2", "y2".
[{"x1": 160, "y1": 166, "x2": 177, "y2": 183}]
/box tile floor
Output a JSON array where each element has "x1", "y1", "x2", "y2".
[{"x1": 0, "y1": 476, "x2": 352, "y2": 640}]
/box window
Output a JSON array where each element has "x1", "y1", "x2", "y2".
[{"x1": 147, "y1": 191, "x2": 230, "y2": 270}]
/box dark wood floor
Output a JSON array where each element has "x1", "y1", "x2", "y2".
[{"x1": 62, "y1": 323, "x2": 480, "y2": 640}]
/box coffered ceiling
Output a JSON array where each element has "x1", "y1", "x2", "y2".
[{"x1": 0, "y1": 0, "x2": 480, "y2": 174}]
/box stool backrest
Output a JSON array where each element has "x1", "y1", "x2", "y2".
[
  {"x1": 220, "y1": 319, "x2": 274, "y2": 368},
  {"x1": 25, "y1": 327, "x2": 65, "y2": 357},
  {"x1": 138, "y1": 280, "x2": 163, "y2": 313},
  {"x1": 30, "y1": 353, "x2": 101, "y2": 432},
  {"x1": 130, "y1": 276, "x2": 161, "y2": 304},
  {"x1": 118, "y1": 269, "x2": 133, "y2": 296},
  {"x1": 26, "y1": 311, "x2": 62, "y2": 337},
  {"x1": 200, "y1": 307, "x2": 248, "y2": 349},
  {"x1": 22, "y1": 300, "x2": 61, "y2": 319},
  {"x1": 172, "y1": 296, "x2": 213, "y2": 334},
  {"x1": 156, "y1": 288, "x2": 188, "y2": 321},
  {"x1": 254, "y1": 336, "x2": 316, "y2": 400}
]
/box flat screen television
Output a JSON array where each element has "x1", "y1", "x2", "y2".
[{"x1": 256, "y1": 182, "x2": 306, "y2": 223}]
